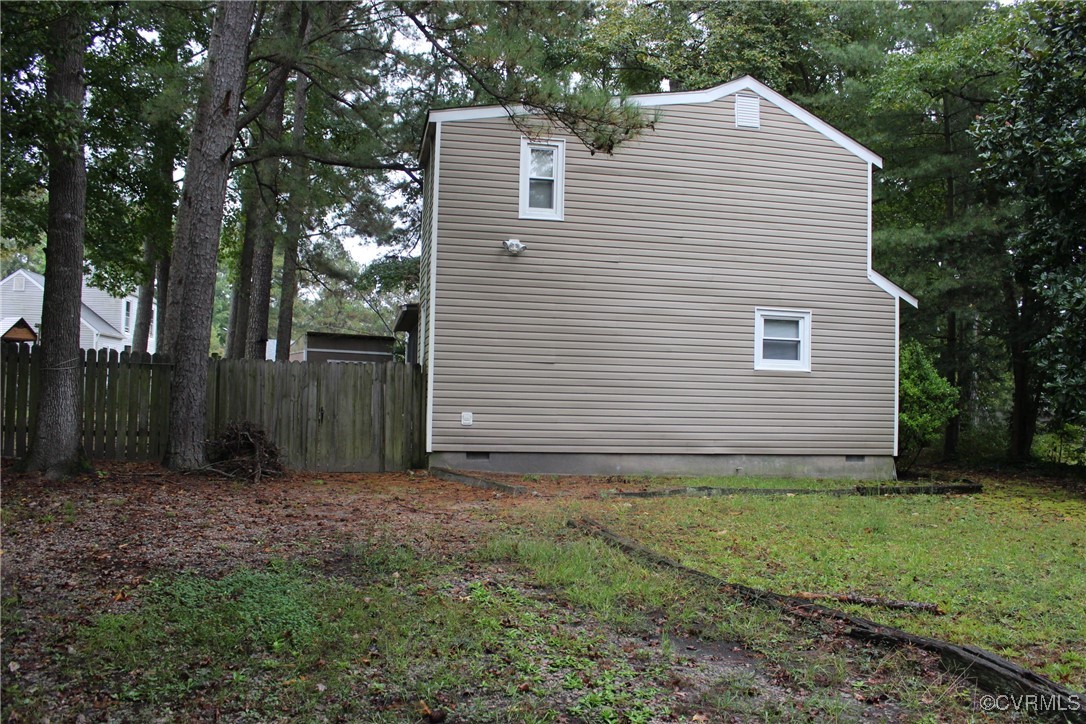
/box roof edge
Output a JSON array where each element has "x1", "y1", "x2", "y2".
[
  {"x1": 424, "y1": 76, "x2": 881, "y2": 167},
  {"x1": 868, "y1": 270, "x2": 918, "y2": 308}
]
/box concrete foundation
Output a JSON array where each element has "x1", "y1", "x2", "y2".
[{"x1": 428, "y1": 452, "x2": 897, "y2": 481}]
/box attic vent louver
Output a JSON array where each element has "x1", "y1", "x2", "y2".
[
  {"x1": 735, "y1": 94, "x2": 760, "y2": 129},
  {"x1": 13, "y1": 275, "x2": 25, "y2": 292}
]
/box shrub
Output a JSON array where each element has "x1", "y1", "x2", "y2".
[
  {"x1": 898, "y1": 341, "x2": 958, "y2": 471},
  {"x1": 1033, "y1": 423, "x2": 1086, "y2": 466}
]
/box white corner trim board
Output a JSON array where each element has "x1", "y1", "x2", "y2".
[
  {"x1": 426, "y1": 76, "x2": 882, "y2": 168},
  {"x1": 426, "y1": 121, "x2": 441, "y2": 453}
]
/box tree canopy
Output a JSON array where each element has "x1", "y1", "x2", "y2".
[{"x1": 2, "y1": 0, "x2": 1082, "y2": 468}]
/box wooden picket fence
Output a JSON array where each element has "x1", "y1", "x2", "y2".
[{"x1": 0, "y1": 342, "x2": 424, "y2": 472}]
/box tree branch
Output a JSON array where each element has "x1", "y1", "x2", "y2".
[{"x1": 232, "y1": 146, "x2": 419, "y2": 173}]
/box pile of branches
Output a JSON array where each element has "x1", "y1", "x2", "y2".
[{"x1": 206, "y1": 421, "x2": 283, "y2": 483}]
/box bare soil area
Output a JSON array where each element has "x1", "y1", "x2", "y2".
[{"x1": 2, "y1": 461, "x2": 977, "y2": 722}]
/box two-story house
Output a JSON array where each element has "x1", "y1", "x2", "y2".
[
  {"x1": 0, "y1": 269, "x2": 156, "y2": 353},
  {"x1": 417, "y1": 76, "x2": 915, "y2": 479}
]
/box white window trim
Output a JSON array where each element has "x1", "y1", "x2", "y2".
[
  {"x1": 518, "y1": 137, "x2": 565, "y2": 221},
  {"x1": 754, "y1": 308, "x2": 812, "y2": 372}
]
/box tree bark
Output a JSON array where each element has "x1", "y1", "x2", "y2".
[
  {"x1": 940, "y1": 92, "x2": 961, "y2": 461},
  {"x1": 165, "y1": 0, "x2": 255, "y2": 470},
  {"x1": 1005, "y1": 278, "x2": 1039, "y2": 462},
  {"x1": 25, "y1": 13, "x2": 88, "y2": 479},
  {"x1": 225, "y1": 178, "x2": 257, "y2": 359},
  {"x1": 155, "y1": 254, "x2": 170, "y2": 353},
  {"x1": 943, "y1": 311, "x2": 961, "y2": 459},
  {"x1": 244, "y1": 3, "x2": 305, "y2": 361},
  {"x1": 131, "y1": 238, "x2": 156, "y2": 355},
  {"x1": 275, "y1": 67, "x2": 311, "y2": 361},
  {"x1": 244, "y1": 83, "x2": 286, "y2": 360},
  {"x1": 133, "y1": 120, "x2": 181, "y2": 355}
]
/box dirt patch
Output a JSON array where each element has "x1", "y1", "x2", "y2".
[{"x1": 2, "y1": 460, "x2": 976, "y2": 721}]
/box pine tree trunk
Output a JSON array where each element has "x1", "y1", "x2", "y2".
[
  {"x1": 275, "y1": 66, "x2": 311, "y2": 362},
  {"x1": 156, "y1": 255, "x2": 170, "y2": 352},
  {"x1": 165, "y1": 0, "x2": 255, "y2": 470},
  {"x1": 225, "y1": 181, "x2": 257, "y2": 359},
  {"x1": 943, "y1": 311, "x2": 961, "y2": 459},
  {"x1": 244, "y1": 84, "x2": 286, "y2": 360},
  {"x1": 1005, "y1": 279, "x2": 1038, "y2": 462},
  {"x1": 25, "y1": 13, "x2": 87, "y2": 479},
  {"x1": 276, "y1": 218, "x2": 301, "y2": 361},
  {"x1": 133, "y1": 120, "x2": 181, "y2": 355},
  {"x1": 131, "y1": 238, "x2": 156, "y2": 354},
  {"x1": 940, "y1": 93, "x2": 961, "y2": 461}
]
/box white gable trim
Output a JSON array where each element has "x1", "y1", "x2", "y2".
[
  {"x1": 425, "y1": 76, "x2": 882, "y2": 167},
  {"x1": 868, "y1": 270, "x2": 918, "y2": 308},
  {"x1": 1, "y1": 269, "x2": 45, "y2": 291},
  {"x1": 864, "y1": 163, "x2": 917, "y2": 309}
]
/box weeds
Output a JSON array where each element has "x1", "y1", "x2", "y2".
[
  {"x1": 574, "y1": 474, "x2": 1086, "y2": 689},
  {"x1": 72, "y1": 546, "x2": 683, "y2": 720}
]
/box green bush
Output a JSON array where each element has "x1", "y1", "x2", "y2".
[
  {"x1": 1033, "y1": 423, "x2": 1086, "y2": 466},
  {"x1": 898, "y1": 341, "x2": 958, "y2": 470}
]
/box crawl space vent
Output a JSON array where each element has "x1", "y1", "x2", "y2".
[{"x1": 735, "y1": 95, "x2": 760, "y2": 129}]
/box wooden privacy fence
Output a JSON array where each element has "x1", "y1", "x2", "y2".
[
  {"x1": 205, "y1": 357, "x2": 424, "y2": 472},
  {"x1": 0, "y1": 343, "x2": 425, "y2": 471}
]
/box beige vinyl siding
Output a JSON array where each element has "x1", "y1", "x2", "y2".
[
  {"x1": 431, "y1": 95, "x2": 897, "y2": 455},
  {"x1": 419, "y1": 140, "x2": 436, "y2": 371}
]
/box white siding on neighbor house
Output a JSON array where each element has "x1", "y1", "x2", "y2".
[
  {"x1": 0, "y1": 273, "x2": 44, "y2": 323},
  {"x1": 81, "y1": 282, "x2": 125, "y2": 334},
  {"x1": 0, "y1": 270, "x2": 155, "y2": 352},
  {"x1": 430, "y1": 94, "x2": 898, "y2": 456}
]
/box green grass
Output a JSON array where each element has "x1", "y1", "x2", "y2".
[
  {"x1": 636, "y1": 475, "x2": 863, "y2": 491},
  {"x1": 70, "y1": 547, "x2": 680, "y2": 721},
  {"x1": 590, "y1": 474, "x2": 932, "y2": 493},
  {"x1": 480, "y1": 531, "x2": 973, "y2": 720},
  {"x1": 24, "y1": 469, "x2": 1079, "y2": 720},
  {"x1": 571, "y1": 474, "x2": 1086, "y2": 689}
]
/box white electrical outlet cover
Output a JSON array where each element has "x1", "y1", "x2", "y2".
[{"x1": 460, "y1": 412, "x2": 473, "y2": 426}]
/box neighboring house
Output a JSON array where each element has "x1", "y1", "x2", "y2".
[
  {"x1": 0, "y1": 269, "x2": 156, "y2": 353},
  {"x1": 289, "y1": 331, "x2": 395, "y2": 364},
  {"x1": 417, "y1": 76, "x2": 917, "y2": 480},
  {"x1": 0, "y1": 317, "x2": 37, "y2": 343}
]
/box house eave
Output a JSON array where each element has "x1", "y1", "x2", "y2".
[
  {"x1": 868, "y1": 270, "x2": 918, "y2": 308},
  {"x1": 422, "y1": 76, "x2": 882, "y2": 167}
]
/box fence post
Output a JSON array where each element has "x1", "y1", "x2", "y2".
[
  {"x1": 149, "y1": 352, "x2": 167, "y2": 461},
  {"x1": 0, "y1": 350, "x2": 426, "y2": 472},
  {"x1": 2, "y1": 343, "x2": 18, "y2": 456}
]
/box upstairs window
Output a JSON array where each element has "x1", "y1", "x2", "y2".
[
  {"x1": 519, "y1": 138, "x2": 565, "y2": 220},
  {"x1": 754, "y1": 308, "x2": 811, "y2": 372}
]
